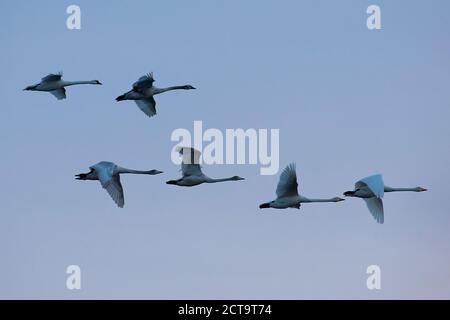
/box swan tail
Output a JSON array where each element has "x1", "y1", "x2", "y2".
[
  {"x1": 259, "y1": 202, "x2": 271, "y2": 209},
  {"x1": 116, "y1": 94, "x2": 126, "y2": 101},
  {"x1": 75, "y1": 173, "x2": 88, "y2": 180}
]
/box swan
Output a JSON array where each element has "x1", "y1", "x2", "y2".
[
  {"x1": 115, "y1": 72, "x2": 196, "y2": 117},
  {"x1": 75, "y1": 161, "x2": 163, "y2": 208},
  {"x1": 343, "y1": 174, "x2": 427, "y2": 224},
  {"x1": 24, "y1": 72, "x2": 102, "y2": 100},
  {"x1": 166, "y1": 147, "x2": 244, "y2": 186},
  {"x1": 259, "y1": 163, "x2": 344, "y2": 209}
]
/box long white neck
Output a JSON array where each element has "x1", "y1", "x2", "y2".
[
  {"x1": 300, "y1": 196, "x2": 340, "y2": 203},
  {"x1": 154, "y1": 86, "x2": 187, "y2": 94},
  {"x1": 117, "y1": 167, "x2": 151, "y2": 175},
  {"x1": 63, "y1": 80, "x2": 98, "y2": 86},
  {"x1": 205, "y1": 177, "x2": 236, "y2": 183},
  {"x1": 384, "y1": 186, "x2": 420, "y2": 192}
]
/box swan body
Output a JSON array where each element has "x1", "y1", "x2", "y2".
[
  {"x1": 259, "y1": 163, "x2": 344, "y2": 210},
  {"x1": 116, "y1": 72, "x2": 196, "y2": 118},
  {"x1": 166, "y1": 147, "x2": 244, "y2": 187},
  {"x1": 75, "y1": 161, "x2": 163, "y2": 208},
  {"x1": 24, "y1": 72, "x2": 102, "y2": 100},
  {"x1": 343, "y1": 174, "x2": 427, "y2": 224}
]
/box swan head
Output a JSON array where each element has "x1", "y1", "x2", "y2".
[
  {"x1": 231, "y1": 176, "x2": 245, "y2": 181},
  {"x1": 415, "y1": 187, "x2": 427, "y2": 192},
  {"x1": 183, "y1": 85, "x2": 196, "y2": 90},
  {"x1": 92, "y1": 80, "x2": 102, "y2": 85},
  {"x1": 166, "y1": 180, "x2": 178, "y2": 185},
  {"x1": 343, "y1": 190, "x2": 355, "y2": 197},
  {"x1": 332, "y1": 197, "x2": 345, "y2": 202}
]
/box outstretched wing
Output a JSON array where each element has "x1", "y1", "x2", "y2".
[
  {"x1": 49, "y1": 88, "x2": 66, "y2": 100},
  {"x1": 133, "y1": 73, "x2": 155, "y2": 92},
  {"x1": 135, "y1": 98, "x2": 157, "y2": 117},
  {"x1": 356, "y1": 174, "x2": 384, "y2": 198},
  {"x1": 41, "y1": 72, "x2": 62, "y2": 83},
  {"x1": 363, "y1": 197, "x2": 384, "y2": 224},
  {"x1": 177, "y1": 146, "x2": 203, "y2": 177},
  {"x1": 276, "y1": 163, "x2": 299, "y2": 198},
  {"x1": 93, "y1": 163, "x2": 124, "y2": 208}
]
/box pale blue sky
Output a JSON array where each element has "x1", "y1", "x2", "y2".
[{"x1": 1, "y1": 0, "x2": 450, "y2": 299}]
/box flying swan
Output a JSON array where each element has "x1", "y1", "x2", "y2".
[
  {"x1": 24, "y1": 72, "x2": 102, "y2": 100},
  {"x1": 116, "y1": 72, "x2": 195, "y2": 118},
  {"x1": 76, "y1": 161, "x2": 163, "y2": 208},
  {"x1": 343, "y1": 174, "x2": 427, "y2": 224},
  {"x1": 259, "y1": 163, "x2": 344, "y2": 209},
  {"x1": 166, "y1": 147, "x2": 244, "y2": 186}
]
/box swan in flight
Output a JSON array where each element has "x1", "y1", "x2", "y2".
[
  {"x1": 259, "y1": 163, "x2": 344, "y2": 210},
  {"x1": 24, "y1": 72, "x2": 102, "y2": 100},
  {"x1": 115, "y1": 72, "x2": 196, "y2": 118},
  {"x1": 75, "y1": 161, "x2": 163, "y2": 208},
  {"x1": 166, "y1": 147, "x2": 244, "y2": 187},
  {"x1": 343, "y1": 174, "x2": 427, "y2": 224}
]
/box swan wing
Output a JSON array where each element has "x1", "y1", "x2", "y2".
[
  {"x1": 356, "y1": 174, "x2": 384, "y2": 198},
  {"x1": 135, "y1": 98, "x2": 157, "y2": 117},
  {"x1": 93, "y1": 163, "x2": 124, "y2": 208},
  {"x1": 177, "y1": 147, "x2": 203, "y2": 177},
  {"x1": 363, "y1": 197, "x2": 384, "y2": 224},
  {"x1": 276, "y1": 163, "x2": 299, "y2": 198},
  {"x1": 49, "y1": 88, "x2": 66, "y2": 100},
  {"x1": 41, "y1": 72, "x2": 62, "y2": 83},
  {"x1": 133, "y1": 73, "x2": 155, "y2": 92}
]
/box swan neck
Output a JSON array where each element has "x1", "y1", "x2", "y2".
[
  {"x1": 384, "y1": 186, "x2": 417, "y2": 192},
  {"x1": 63, "y1": 80, "x2": 96, "y2": 86},
  {"x1": 117, "y1": 167, "x2": 147, "y2": 175},
  {"x1": 156, "y1": 86, "x2": 186, "y2": 94},
  {"x1": 205, "y1": 177, "x2": 234, "y2": 183},
  {"x1": 301, "y1": 197, "x2": 336, "y2": 203}
]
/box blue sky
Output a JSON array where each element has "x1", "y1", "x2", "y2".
[{"x1": 1, "y1": 0, "x2": 450, "y2": 299}]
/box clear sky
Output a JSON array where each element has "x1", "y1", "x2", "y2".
[{"x1": 1, "y1": 0, "x2": 450, "y2": 299}]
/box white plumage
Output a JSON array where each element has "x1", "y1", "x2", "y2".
[{"x1": 24, "y1": 72, "x2": 102, "y2": 100}]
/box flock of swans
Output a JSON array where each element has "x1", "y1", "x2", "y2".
[{"x1": 24, "y1": 72, "x2": 427, "y2": 224}]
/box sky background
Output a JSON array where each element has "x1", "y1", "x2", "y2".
[{"x1": 1, "y1": 0, "x2": 450, "y2": 299}]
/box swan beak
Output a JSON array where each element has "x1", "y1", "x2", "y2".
[{"x1": 336, "y1": 197, "x2": 345, "y2": 202}]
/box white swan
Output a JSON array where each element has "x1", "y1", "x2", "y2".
[
  {"x1": 343, "y1": 174, "x2": 427, "y2": 224},
  {"x1": 24, "y1": 72, "x2": 102, "y2": 100},
  {"x1": 115, "y1": 72, "x2": 196, "y2": 117},
  {"x1": 76, "y1": 161, "x2": 163, "y2": 208},
  {"x1": 259, "y1": 163, "x2": 344, "y2": 209},
  {"x1": 166, "y1": 147, "x2": 244, "y2": 187}
]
